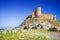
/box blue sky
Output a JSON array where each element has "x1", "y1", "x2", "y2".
[{"x1": 0, "y1": 0, "x2": 60, "y2": 29}]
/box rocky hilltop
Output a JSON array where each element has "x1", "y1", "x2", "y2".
[
  {"x1": 19, "y1": 7, "x2": 60, "y2": 31},
  {"x1": 0, "y1": 7, "x2": 60, "y2": 33}
]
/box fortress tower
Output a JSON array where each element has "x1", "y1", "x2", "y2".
[
  {"x1": 36, "y1": 7, "x2": 41, "y2": 18},
  {"x1": 32, "y1": 12, "x2": 35, "y2": 18},
  {"x1": 53, "y1": 15, "x2": 56, "y2": 21},
  {"x1": 55, "y1": 15, "x2": 56, "y2": 21}
]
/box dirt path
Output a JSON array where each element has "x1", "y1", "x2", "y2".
[
  {"x1": 32, "y1": 31, "x2": 60, "y2": 40},
  {"x1": 48, "y1": 33, "x2": 60, "y2": 40}
]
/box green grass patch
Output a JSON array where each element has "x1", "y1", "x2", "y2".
[{"x1": 0, "y1": 32, "x2": 53, "y2": 40}]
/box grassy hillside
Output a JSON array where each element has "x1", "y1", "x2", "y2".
[
  {"x1": 0, "y1": 30, "x2": 54, "y2": 40},
  {"x1": 0, "y1": 18, "x2": 60, "y2": 40}
]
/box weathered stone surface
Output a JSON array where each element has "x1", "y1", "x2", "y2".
[{"x1": 40, "y1": 22, "x2": 52, "y2": 30}]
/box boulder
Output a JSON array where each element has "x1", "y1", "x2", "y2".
[
  {"x1": 48, "y1": 27, "x2": 58, "y2": 32},
  {"x1": 37, "y1": 24, "x2": 43, "y2": 29}
]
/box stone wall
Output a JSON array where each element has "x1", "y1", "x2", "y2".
[{"x1": 41, "y1": 14, "x2": 54, "y2": 20}]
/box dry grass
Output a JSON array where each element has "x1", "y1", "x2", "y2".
[{"x1": 0, "y1": 31, "x2": 53, "y2": 40}]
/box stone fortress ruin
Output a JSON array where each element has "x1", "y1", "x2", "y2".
[{"x1": 32, "y1": 7, "x2": 56, "y2": 21}]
